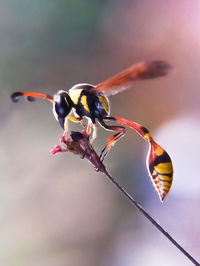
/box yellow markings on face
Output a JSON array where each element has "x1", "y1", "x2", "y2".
[
  {"x1": 80, "y1": 95, "x2": 90, "y2": 112},
  {"x1": 64, "y1": 96, "x2": 69, "y2": 106},
  {"x1": 99, "y1": 96, "x2": 110, "y2": 114},
  {"x1": 69, "y1": 89, "x2": 83, "y2": 105}
]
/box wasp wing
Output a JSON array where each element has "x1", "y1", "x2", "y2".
[{"x1": 94, "y1": 60, "x2": 172, "y2": 96}]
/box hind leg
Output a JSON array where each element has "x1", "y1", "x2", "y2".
[{"x1": 98, "y1": 117, "x2": 125, "y2": 161}]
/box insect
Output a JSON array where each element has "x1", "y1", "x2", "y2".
[{"x1": 11, "y1": 60, "x2": 173, "y2": 201}]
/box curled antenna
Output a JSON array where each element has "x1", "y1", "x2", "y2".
[
  {"x1": 11, "y1": 92, "x2": 25, "y2": 102},
  {"x1": 10, "y1": 91, "x2": 54, "y2": 103}
]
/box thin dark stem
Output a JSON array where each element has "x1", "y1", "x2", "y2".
[
  {"x1": 52, "y1": 132, "x2": 200, "y2": 265},
  {"x1": 103, "y1": 170, "x2": 200, "y2": 266}
]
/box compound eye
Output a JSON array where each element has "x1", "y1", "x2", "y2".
[{"x1": 54, "y1": 93, "x2": 72, "y2": 118}]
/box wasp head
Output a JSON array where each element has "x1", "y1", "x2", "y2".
[{"x1": 53, "y1": 90, "x2": 73, "y2": 129}]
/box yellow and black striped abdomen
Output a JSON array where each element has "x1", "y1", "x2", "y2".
[{"x1": 147, "y1": 139, "x2": 173, "y2": 201}]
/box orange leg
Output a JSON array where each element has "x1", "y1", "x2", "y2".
[
  {"x1": 85, "y1": 120, "x2": 98, "y2": 143},
  {"x1": 98, "y1": 118, "x2": 125, "y2": 161},
  {"x1": 86, "y1": 120, "x2": 92, "y2": 134}
]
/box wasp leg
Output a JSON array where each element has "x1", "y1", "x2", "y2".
[
  {"x1": 61, "y1": 116, "x2": 84, "y2": 143},
  {"x1": 86, "y1": 119, "x2": 92, "y2": 135},
  {"x1": 90, "y1": 123, "x2": 97, "y2": 143},
  {"x1": 68, "y1": 116, "x2": 83, "y2": 124},
  {"x1": 79, "y1": 122, "x2": 97, "y2": 159},
  {"x1": 98, "y1": 118, "x2": 125, "y2": 162},
  {"x1": 85, "y1": 119, "x2": 98, "y2": 142},
  {"x1": 80, "y1": 120, "x2": 85, "y2": 127},
  {"x1": 68, "y1": 116, "x2": 85, "y2": 127}
]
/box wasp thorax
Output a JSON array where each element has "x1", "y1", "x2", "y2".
[{"x1": 53, "y1": 91, "x2": 73, "y2": 129}]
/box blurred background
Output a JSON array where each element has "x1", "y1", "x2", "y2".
[{"x1": 1, "y1": 0, "x2": 200, "y2": 265}]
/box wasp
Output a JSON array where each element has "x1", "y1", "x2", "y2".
[{"x1": 11, "y1": 60, "x2": 173, "y2": 201}]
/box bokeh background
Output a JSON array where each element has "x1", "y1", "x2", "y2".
[{"x1": 1, "y1": 0, "x2": 200, "y2": 265}]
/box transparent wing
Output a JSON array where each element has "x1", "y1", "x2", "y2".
[{"x1": 94, "y1": 60, "x2": 172, "y2": 96}]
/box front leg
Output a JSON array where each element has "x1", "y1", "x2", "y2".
[{"x1": 62, "y1": 115, "x2": 83, "y2": 137}]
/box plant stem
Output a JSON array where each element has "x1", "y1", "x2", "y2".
[
  {"x1": 53, "y1": 131, "x2": 199, "y2": 265},
  {"x1": 104, "y1": 170, "x2": 200, "y2": 266}
]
